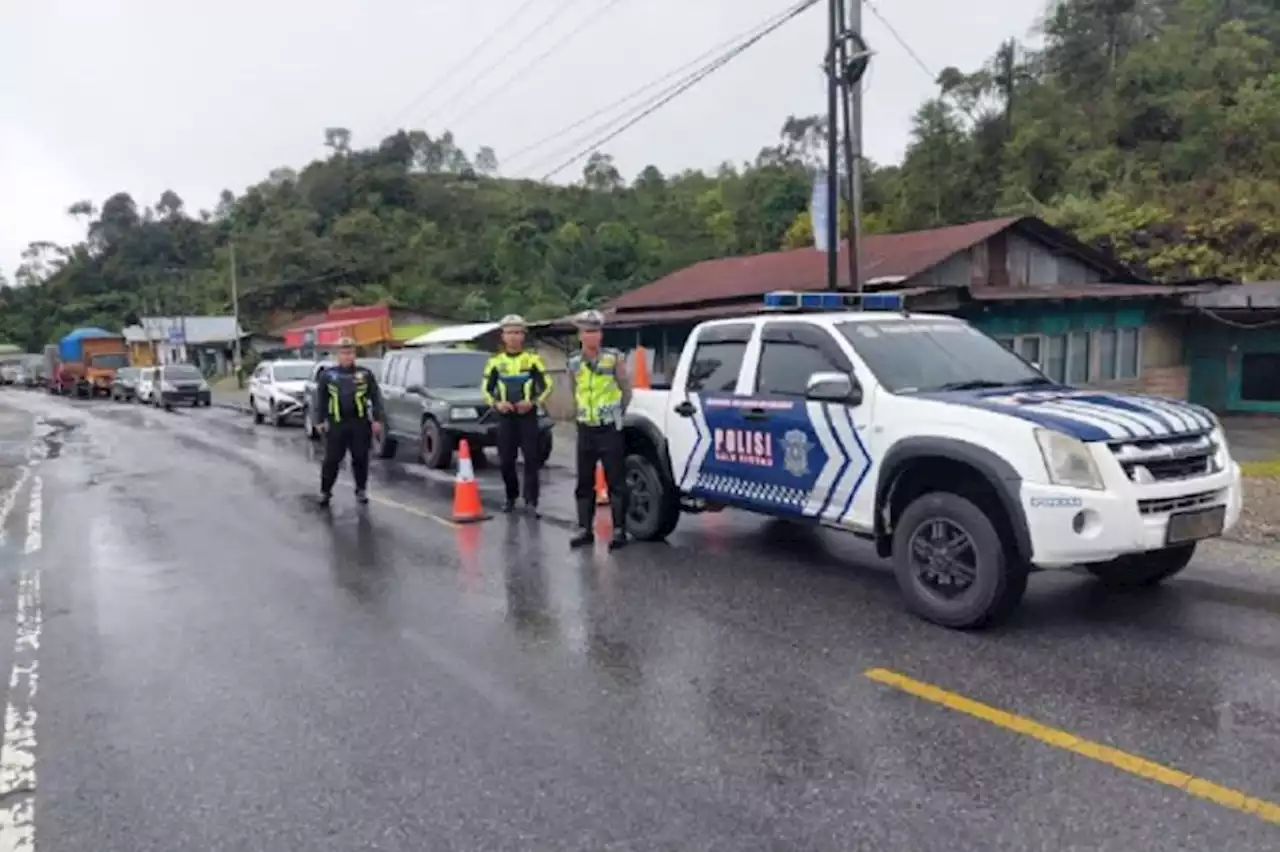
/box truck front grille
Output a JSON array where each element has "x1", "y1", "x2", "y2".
[
  {"x1": 1138, "y1": 488, "x2": 1225, "y2": 516},
  {"x1": 1110, "y1": 432, "x2": 1216, "y2": 484}
]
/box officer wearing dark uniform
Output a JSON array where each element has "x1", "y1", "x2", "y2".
[
  {"x1": 568, "y1": 310, "x2": 630, "y2": 550},
  {"x1": 316, "y1": 337, "x2": 384, "y2": 506},
  {"x1": 482, "y1": 314, "x2": 553, "y2": 515}
]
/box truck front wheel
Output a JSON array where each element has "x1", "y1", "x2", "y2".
[
  {"x1": 624, "y1": 453, "x2": 680, "y2": 542},
  {"x1": 891, "y1": 491, "x2": 1028, "y2": 629},
  {"x1": 1085, "y1": 543, "x2": 1195, "y2": 588}
]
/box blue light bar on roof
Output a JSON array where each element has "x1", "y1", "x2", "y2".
[{"x1": 762, "y1": 290, "x2": 904, "y2": 312}]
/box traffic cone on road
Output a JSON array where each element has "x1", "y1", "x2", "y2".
[
  {"x1": 451, "y1": 440, "x2": 490, "y2": 523},
  {"x1": 632, "y1": 346, "x2": 651, "y2": 390},
  {"x1": 595, "y1": 462, "x2": 609, "y2": 506}
]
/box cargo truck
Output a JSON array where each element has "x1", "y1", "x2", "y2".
[{"x1": 56, "y1": 328, "x2": 128, "y2": 398}]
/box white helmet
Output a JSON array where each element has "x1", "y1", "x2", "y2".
[
  {"x1": 499, "y1": 314, "x2": 527, "y2": 330},
  {"x1": 574, "y1": 309, "x2": 605, "y2": 329}
]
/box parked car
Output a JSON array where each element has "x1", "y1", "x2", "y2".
[
  {"x1": 302, "y1": 357, "x2": 384, "y2": 439},
  {"x1": 376, "y1": 347, "x2": 553, "y2": 469},
  {"x1": 249, "y1": 359, "x2": 314, "y2": 427},
  {"x1": 111, "y1": 366, "x2": 142, "y2": 402},
  {"x1": 0, "y1": 366, "x2": 17, "y2": 385},
  {"x1": 136, "y1": 367, "x2": 159, "y2": 405},
  {"x1": 154, "y1": 364, "x2": 211, "y2": 409}
]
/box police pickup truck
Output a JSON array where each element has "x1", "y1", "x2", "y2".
[{"x1": 620, "y1": 290, "x2": 1243, "y2": 629}]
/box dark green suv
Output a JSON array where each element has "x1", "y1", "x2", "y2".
[{"x1": 375, "y1": 347, "x2": 554, "y2": 469}]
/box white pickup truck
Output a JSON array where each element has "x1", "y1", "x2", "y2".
[{"x1": 619, "y1": 290, "x2": 1243, "y2": 629}]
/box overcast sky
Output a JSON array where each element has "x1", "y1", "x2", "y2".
[{"x1": 0, "y1": 0, "x2": 1042, "y2": 279}]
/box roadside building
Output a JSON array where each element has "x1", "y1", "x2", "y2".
[
  {"x1": 1180, "y1": 281, "x2": 1280, "y2": 414},
  {"x1": 123, "y1": 316, "x2": 246, "y2": 375},
  {"x1": 542, "y1": 216, "x2": 1206, "y2": 400}
]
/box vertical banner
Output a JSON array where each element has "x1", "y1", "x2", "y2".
[{"x1": 811, "y1": 169, "x2": 831, "y2": 252}]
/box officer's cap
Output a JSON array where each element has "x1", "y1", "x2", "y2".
[
  {"x1": 574, "y1": 309, "x2": 606, "y2": 330},
  {"x1": 335, "y1": 336, "x2": 357, "y2": 348},
  {"x1": 499, "y1": 314, "x2": 527, "y2": 330}
]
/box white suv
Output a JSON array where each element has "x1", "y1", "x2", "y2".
[{"x1": 248, "y1": 359, "x2": 314, "y2": 427}]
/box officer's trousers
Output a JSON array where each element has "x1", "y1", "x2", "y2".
[
  {"x1": 496, "y1": 412, "x2": 542, "y2": 505},
  {"x1": 320, "y1": 420, "x2": 372, "y2": 494},
  {"x1": 575, "y1": 424, "x2": 626, "y2": 530}
]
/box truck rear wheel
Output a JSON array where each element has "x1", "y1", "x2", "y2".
[
  {"x1": 1085, "y1": 543, "x2": 1196, "y2": 588},
  {"x1": 624, "y1": 453, "x2": 680, "y2": 542},
  {"x1": 891, "y1": 491, "x2": 1027, "y2": 629}
]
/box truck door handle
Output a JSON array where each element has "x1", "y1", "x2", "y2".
[
  {"x1": 742, "y1": 407, "x2": 770, "y2": 421},
  {"x1": 674, "y1": 401, "x2": 696, "y2": 417}
]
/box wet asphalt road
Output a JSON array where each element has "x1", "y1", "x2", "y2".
[{"x1": 0, "y1": 390, "x2": 1277, "y2": 850}]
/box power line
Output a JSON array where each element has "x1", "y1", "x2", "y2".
[
  {"x1": 500, "y1": 1, "x2": 810, "y2": 171},
  {"x1": 533, "y1": 0, "x2": 819, "y2": 182},
  {"x1": 862, "y1": 0, "x2": 978, "y2": 122},
  {"x1": 443, "y1": 0, "x2": 626, "y2": 132},
  {"x1": 416, "y1": 0, "x2": 581, "y2": 132},
  {"x1": 376, "y1": 0, "x2": 540, "y2": 141}
]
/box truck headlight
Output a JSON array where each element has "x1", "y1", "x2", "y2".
[
  {"x1": 1210, "y1": 428, "x2": 1229, "y2": 473},
  {"x1": 161, "y1": 381, "x2": 176, "y2": 392},
  {"x1": 198, "y1": 380, "x2": 210, "y2": 392},
  {"x1": 1035, "y1": 428, "x2": 1104, "y2": 490}
]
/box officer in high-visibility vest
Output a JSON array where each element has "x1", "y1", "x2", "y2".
[
  {"x1": 482, "y1": 315, "x2": 553, "y2": 515},
  {"x1": 316, "y1": 337, "x2": 384, "y2": 506},
  {"x1": 568, "y1": 310, "x2": 630, "y2": 550}
]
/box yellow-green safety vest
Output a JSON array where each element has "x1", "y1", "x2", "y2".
[{"x1": 571, "y1": 349, "x2": 624, "y2": 426}]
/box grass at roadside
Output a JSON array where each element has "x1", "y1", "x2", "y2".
[{"x1": 1242, "y1": 458, "x2": 1280, "y2": 479}]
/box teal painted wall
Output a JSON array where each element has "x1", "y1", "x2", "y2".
[
  {"x1": 1186, "y1": 321, "x2": 1280, "y2": 414},
  {"x1": 960, "y1": 301, "x2": 1149, "y2": 336}
]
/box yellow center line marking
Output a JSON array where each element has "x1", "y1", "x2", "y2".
[{"x1": 864, "y1": 668, "x2": 1280, "y2": 826}]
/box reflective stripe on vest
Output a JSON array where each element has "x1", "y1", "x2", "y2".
[{"x1": 571, "y1": 351, "x2": 623, "y2": 426}]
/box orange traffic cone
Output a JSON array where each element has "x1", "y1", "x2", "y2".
[
  {"x1": 595, "y1": 462, "x2": 610, "y2": 506},
  {"x1": 451, "y1": 440, "x2": 490, "y2": 523},
  {"x1": 632, "y1": 346, "x2": 651, "y2": 390}
]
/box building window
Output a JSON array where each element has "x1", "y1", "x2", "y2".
[
  {"x1": 1117, "y1": 327, "x2": 1140, "y2": 379},
  {"x1": 1240, "y1": 353, "x2": 1280, "y2": 402},
  {"x1": 1044, "y1": 335, "x2": 1067, "y2": 382},
  {"x1": 1067, "y1": 331, "x2": 1090, "y2": 383},
  {"x1": 1017, "y1": 336, "x2": 1041, "y2": 365},
  {"x1": 1097, "y1": 329, "x2": 1117, "y2": 380}
]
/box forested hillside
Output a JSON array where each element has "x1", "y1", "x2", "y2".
[{"x1": 2, "y1": 0, "x2": 1277, "y2": 351}]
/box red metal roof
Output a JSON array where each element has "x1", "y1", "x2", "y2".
[
  {"x1": 609, "y1": 218, "x2": 1020, "y2": 312},
  {"x1": 969, "y1": 284, "x2": 1203, "y2": 301}
]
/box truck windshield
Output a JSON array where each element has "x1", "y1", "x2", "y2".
[
  {"x1": 90, "y1": 354, "x2": 129, "y2": 369},
  {"x1": 424, "y1": 352, "x2": 489, "y2": 388},
  {"x1": 836, "y1": 319, "x2": 1047, "y2": 393}
]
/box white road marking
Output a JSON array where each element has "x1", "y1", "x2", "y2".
[
  {"x1": 22, "y1": 478, "x2": 39, "y2": 556},
  {"x1": 0, "y1": 418, "x2": 47, "y2": 851}
]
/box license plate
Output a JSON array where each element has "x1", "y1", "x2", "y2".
[
  {"x1": 1165, "y1": 505, "x2": 1225, "y2": 545},
  {"x1": 451, "y1": 407, "x2": 479, "y2": 420}
]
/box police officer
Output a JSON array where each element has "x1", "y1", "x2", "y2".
[
  {"x1": 568, "y1": 310, "x2": 630, "y2": 550},
  {"x1": 482, "y1": 315, "x2": 553, "y2": 515},
  {"x1": 316, "y1": 337, "x2": 384, "y2": 506}
]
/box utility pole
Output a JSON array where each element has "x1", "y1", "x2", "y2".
[
  {"x1": 839, "y1": 0, "x2": 863, "y2": 295},
  {"x1": 824, "y1": 0, "x2": 840, "y2": 291},
  {"x1": 230, "y1": 241, "x2": 243, "y2": 385}
]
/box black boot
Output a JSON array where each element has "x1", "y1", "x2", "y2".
[
  {"x1": 608, "y1": 501, "x2": 628, "y2": 550},
  {"x1": 570, "y1": 499, "x2": 594, "y2": 547},
  {"x1": 524, "y1": 500, "x2": 539, "y2": 518},
  {"x1": 354, "y1": 489, "x2": 368, "y2": 504},
  {"x1": 502, "y1": 499, "x2": 516, "y2": 513},
  {"x1": 317, "y1": 491, "x2": 332, "y2": 507}
]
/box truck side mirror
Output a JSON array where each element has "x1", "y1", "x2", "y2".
[{"x1": 806, "y1": 371, "x2": 862, "y2": 406}]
